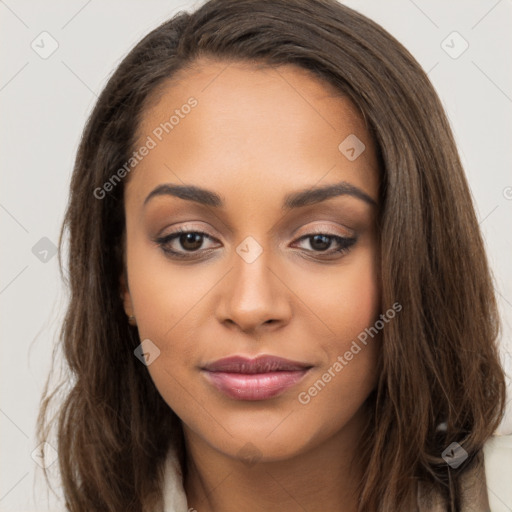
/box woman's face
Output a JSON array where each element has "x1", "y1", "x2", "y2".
[{"x1": 122, "y1": 59, "x2": 381, "y2": 462}]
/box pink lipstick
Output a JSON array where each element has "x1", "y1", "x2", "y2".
[{"x1": 202, "y1": 355, "x2": 312, "y2": 400}]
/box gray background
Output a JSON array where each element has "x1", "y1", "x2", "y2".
[{"x1": 1, "y1": 0, "x2": 511, "y2": 510}]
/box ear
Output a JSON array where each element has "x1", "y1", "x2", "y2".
[{"x1": 119, "y1": 270, "x2": 134, "y2": 318}]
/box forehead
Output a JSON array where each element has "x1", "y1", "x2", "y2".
[{"x1": 126, "y1": 58, "x2": 379, "y2": 211}]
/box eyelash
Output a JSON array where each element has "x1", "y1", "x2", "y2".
[{"x1": 154, "y1": 227, "x2": 357, "y2": 261}]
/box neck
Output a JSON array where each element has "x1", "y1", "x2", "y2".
[{"x1": 182, "y1": 409, "x2": 368, "y2": 512}]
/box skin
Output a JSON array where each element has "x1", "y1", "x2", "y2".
[{"x1": 121, "y1": 58, "x2": 381, "y2": 512}]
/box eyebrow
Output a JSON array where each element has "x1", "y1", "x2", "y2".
[{"x1": 143, "y1": 180, "x2": 377, "y2": 209}]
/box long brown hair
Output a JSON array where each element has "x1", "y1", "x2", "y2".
[{"x1": 37, "y1": 0, "x2": 507, "y2": 510}]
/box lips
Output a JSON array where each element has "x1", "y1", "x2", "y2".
[{"x1": 201, "y1": 355, "x2": 312, "y2": 401}]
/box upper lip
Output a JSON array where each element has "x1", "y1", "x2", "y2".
[{"x1": 202, "y1": 355, "x2": 312, "y2": 374}]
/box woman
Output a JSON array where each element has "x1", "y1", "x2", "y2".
[{"x1": 37, "y1": 0, "x2": 509, "y2": 510}]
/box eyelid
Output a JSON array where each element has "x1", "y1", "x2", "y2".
[
  {"x1": 157, "y1": 223, "x2": 217, "y2": 239},
  {"x1": 291, "y1": 223, "x2": 355, "y2": 239},
  {"x1": 158, "y1": 222, "x2": 354, "y2": 243},
  {"x1": 155, "y1": 221, "x2": 358, "y2": 261}
]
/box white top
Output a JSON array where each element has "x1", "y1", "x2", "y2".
[
  {"x1": 160, "y1": 434, "x2": 512, "y2": 511},
  {"x1": 482, "y1": 434, "x2": 512, "y2": 511}
]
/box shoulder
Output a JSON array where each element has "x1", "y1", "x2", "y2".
[{"x1": 483, "y1": 434, "x2": 512, "y2": 512}]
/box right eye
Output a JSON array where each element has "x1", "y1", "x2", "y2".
[{"x1": 155, "y1": 228, "x2": 220, "y2": 259}]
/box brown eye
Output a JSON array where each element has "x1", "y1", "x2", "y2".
[
  {"x1": 155, "y1": 228, "x2": 219, "y2": 259},
  {"x1": 309, "y1": 234, "x2": 332, "y2": 251},
  {"x1": 293, "y1": 233, "x2": 357, "y2": 258},
  {"x1": 179, "y1": 232, "x2": 204, "y2": 251},
  {"x1": 154, "y1": 228, "x2": 357, "y2": 261}
]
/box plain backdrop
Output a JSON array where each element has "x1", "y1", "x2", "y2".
[{"x1": 1, "y1": 1, "x2": 511, "y2": 510}]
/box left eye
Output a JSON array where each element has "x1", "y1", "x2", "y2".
[
  {"x1": 155, "y1": 229, "x2": 356, "y2": 259},
  {"x1": 293, "y1": 233, "x2": 357, "y2": 255}
]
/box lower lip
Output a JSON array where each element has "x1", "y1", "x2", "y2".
[{"x1": 203, "y1": 370, "x2": 310, "y2": 400}]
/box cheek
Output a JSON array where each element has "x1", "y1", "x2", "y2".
[
  {"x1": 126, "y1": 227, "x2": 214, "y2": 343},
  {"x1": 292, "y1": 247, "x2": 381, "y2": 417},
  {"x1": 300, "y1": 247, "x2": 381, "y2": 347},
  {"x1": 125, "y1": 234, "x2": 219, "y2": 406}
]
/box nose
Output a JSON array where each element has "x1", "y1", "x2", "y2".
[{"x1": 215, "y1": 245, "x2": 292, "y2": 335}]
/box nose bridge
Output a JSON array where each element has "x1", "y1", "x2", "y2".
[{"x1": 218, "y1": 235, "x2": 291, "y2": 332}]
